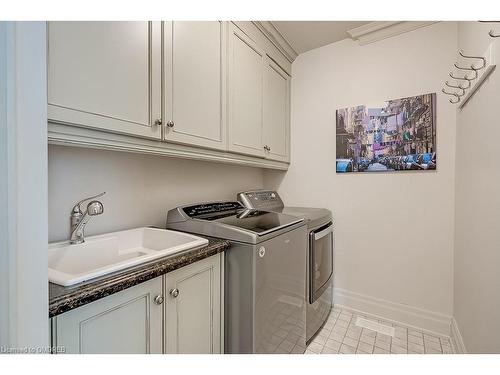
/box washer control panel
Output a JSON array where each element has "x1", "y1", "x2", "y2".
[
  {"x1": 182, "y1": 202, "x2": 244, "y2": 218},
  {"x1": 237, "y1": 190, "x2": 284, "y2": 211}
]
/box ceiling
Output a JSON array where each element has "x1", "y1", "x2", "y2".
[{"x1": 272, "y1": 21, "x2": 370, "y2": 55}]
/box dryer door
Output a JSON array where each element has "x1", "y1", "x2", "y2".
[{"x1": 309, "y1": 221, "x2": 334, "y2": 303}]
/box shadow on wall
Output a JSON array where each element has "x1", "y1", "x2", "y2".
[
  {"x1": 263, "y1": 21, "x2": 457, "y2": 334},
  {"x1": 263, "y1": 169, "x2": 286, "y2": 192},
  {"x1": 48, "y1": 145, "x2": 265, "y2": 242}
]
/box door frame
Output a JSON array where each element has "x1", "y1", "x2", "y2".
[{"x1": 0, "y1": 21, "x2": 49, "y2": 351}]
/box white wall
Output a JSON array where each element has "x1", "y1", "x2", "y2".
[
  {"x1": 48, "y1": 145, "x2": 264, "y2": 242},
  {"x1": 265, "y1": 22, "x2": 458, "y2": 333},
  {"x1": 454, "y1": 22, "x2": 500, "y2": 353}
]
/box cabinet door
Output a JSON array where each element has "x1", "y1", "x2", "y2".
[
  {"x1": 47, "y1": 21, "x2": 162, "y2": 139},
  {"x1": 165, "y1": 254, "x2": 221, "y2": 354},
  {"x1": 53, "y1": 278, "x2": 163, "y2": 354},
  {"x1": 163, "y1": 21, "x2": 226, "y2": 150},
  {"x1": 263, "y1": 57, "x2": 290, "y2": 162},
  {"x1": 227, "y1": 24, "x2": 265, "y2": 157}
]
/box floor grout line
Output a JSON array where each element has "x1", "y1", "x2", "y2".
[{"x1": 306, "y1": 307, "x2": 453, "y2": 355}]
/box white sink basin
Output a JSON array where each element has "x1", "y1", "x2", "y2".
[{"x1": 48, "y1": 227, "x2": 208, "y2": 287}]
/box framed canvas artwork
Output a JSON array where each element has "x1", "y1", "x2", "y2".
[{"x1": 336, "y1": 93, "x2": 436, "y2": 173}]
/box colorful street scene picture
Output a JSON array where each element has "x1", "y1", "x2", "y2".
[{"x1": 336, "y1": 93, "x2": 436, "y2": 173}]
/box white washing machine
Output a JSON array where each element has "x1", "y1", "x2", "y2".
[
  {"x1": 238, "y1": 190, "x2": 334, "y2": 344},
  {"x1": 166, "y1": 201, "x2": 308, "y2": 353}
]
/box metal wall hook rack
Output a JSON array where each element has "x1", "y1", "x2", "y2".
[
  {"x1": 441, "y1": 88, "x2": 461, "y2": 104},
  {"x1": 459, "y1": 50, "x2": 486, "y2": 70},
  {"x1": 445, "y1": 81, "x2": 466, "y2": 95},
  {"x1": 478, "y1": 21, "x2": 500, "y2": 37},
  {"x1": 448, "y1": 72, "x2": 472, "y2": 88},
  {"x1": 444, "y1": 42, "x2": 496, "y2": 108},
  {"x1": 453, "y1": 63, "x2": 478, "y2": 80}
]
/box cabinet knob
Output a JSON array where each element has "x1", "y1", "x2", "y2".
[
  {"x1": 169, "y1": 288, "x2": 180, "y2": 298},
  {"x1": 154, "y1": 119, "x2": 162, "y2": 126},
  {"x1": 166, "y1": 121, "x2": 174, "y2": 128},
  {"x1": 154, "y1": 295, "x2": 164, "y2": 305},
  {"x1": 264, "y1": 145, "x2": 271, "y2": 152}
]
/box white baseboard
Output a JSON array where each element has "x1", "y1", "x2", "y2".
[
  {"x1": 451, "y1": 317, "x2": 467, "y2": 354},
  {"x1": 334, "y1": 288, "x2": 452, "y2": 336}
]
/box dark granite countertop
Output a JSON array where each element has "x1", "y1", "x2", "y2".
[{"x1": 49, "y1": 237, "x2": 230, "y2": 318}]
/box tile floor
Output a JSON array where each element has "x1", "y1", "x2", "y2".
[{"x1": 304, "y1": 307, "x2": 454, "y2": 354}]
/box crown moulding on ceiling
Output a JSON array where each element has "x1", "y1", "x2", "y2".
[
  {"x1": 346, "y1": 21, "x2": 438, "y2": 45},
  {"x1": 256, "y1": 21, "x2": 438, "y2": 63},
  {"x1": 253, "y1": 21, "x2": 299, "y2": 63}
]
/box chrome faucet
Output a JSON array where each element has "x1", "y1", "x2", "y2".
[{"x1": 70, "y1": 192, "x2": 106, "y2": 244}]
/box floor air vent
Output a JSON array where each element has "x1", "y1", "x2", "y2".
[{"x1": 355, "y1": 317, "x2": 395, "y2": 337}]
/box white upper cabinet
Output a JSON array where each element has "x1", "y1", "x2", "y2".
[
  {"x1": 263, "y1": 57, "x2": 290, "y2": 162},
  {"x1": 47, "y1": 21, "x2": 162, "y2": 139},
  {"x1": 47, "y1": 21, "x2": 292, "y2": 169},
  {"x1": 228, "y1": 24, "x2": 290, "y2": 162},
  {"x1": 163, "y1": 21, "x2": 226, "y2": 150},
  {"x1": 227, "y1": 24, "x2": 265, "y2": 158}
]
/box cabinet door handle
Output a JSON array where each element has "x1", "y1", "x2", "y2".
[
  {"x1": 154, "y1": 295, "x2": 164, "y2": 305},
  {"x1": 169, "y1": 288, "x2": 180, "y2": 298},
  {"x1": 154, "y1": 118, "x2": 162, "y2": 126},
  {"x1": 166, "y1": 121, "x2": 174, "y2": 128}
]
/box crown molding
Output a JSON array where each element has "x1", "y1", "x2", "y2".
[
  {"x1": 347, "y1": 21, "x2": 437, "y2": 45},
  {"x1": 253, "y1": 21, "x2": 298, "y2": 63}
]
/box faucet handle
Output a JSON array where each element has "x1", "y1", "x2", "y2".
[
  {"x1": 72, "y1": 192, "x2": 106, "y2": 213},
  {"x1": 86, "y1": 200, "x2": 104, "y2": 216}
]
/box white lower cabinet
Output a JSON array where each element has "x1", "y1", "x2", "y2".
[
  {"x1": 164, "y1": 254, "x2": 222, "y2": 354},
  {"x1": 51, "y1": 254, "x2": 222, "y2": 354},
  {"x1": 52, "y1": 277, "x2": 163, "y2": 354}
]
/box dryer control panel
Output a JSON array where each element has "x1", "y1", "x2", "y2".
[{"x1": 237, "y1": 190, "x2": 284, "y2": 211}]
